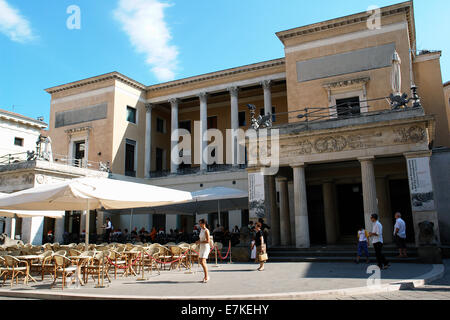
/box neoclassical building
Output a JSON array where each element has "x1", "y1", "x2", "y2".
[{"x1": 8, "y1": 1, "x2": 448, "y2": 247}]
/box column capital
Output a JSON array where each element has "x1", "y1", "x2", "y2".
[
  {"x1": 145, "y1": 103, "x2": 154, "y2": 112},
  {"x1": 403, "y1": 150, "x2": 432, "y2": 159},
  {"x1": 198, "y1": 92, "x2": 208, "y2": 101},
  {"x1": 261, "y1": 80, "x2": 272, "y2": 90},
  {"x1": 227, "y1": 86, "x2": 239, "y2": 96},
  {"x1": 168, "y1": 98, "x2": 180, "y2": 106},
  {"x1": 290, "y1": 162, "x2": 306, "y2": 169},
  {"x1": 358, "y1": 156, "x2": 375, "y2": 162}
]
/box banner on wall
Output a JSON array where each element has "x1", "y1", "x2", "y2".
[
  {"x1": 248, "y1": 171, "x2": 265, "y2": 219},
  {"x1": 406, "y1": 157, "x2": 435, "y2": 211}
]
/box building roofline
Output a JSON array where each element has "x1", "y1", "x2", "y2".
[
  {"x1": 0, "y1": 109, "x2": 48, "y2": 128},
  {"x1": 44, "y1": 71, "x2": 147, "y2": 94},
  {"x1": 276, "y1": 1, "x2": 416, "y2": 50},
  {"x1": 146, "y1": 57, "x2": 285, "y2": 92}
]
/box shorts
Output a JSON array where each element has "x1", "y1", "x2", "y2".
[
  {"x1": 395, "y1": 235, "x2": 407, "y2": 249},
  {"x1": 357, "y1": 241, "x2": 369, "y2": 257}
]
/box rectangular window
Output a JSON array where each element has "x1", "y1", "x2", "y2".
[
  {"x1": 259, "y1": 107, "x2": 276, "y2": 122},
  {"x1": 156, "y1": 118, "x2": 165, "y2": 133},
  {"x1": 238, "y1": 111, "x2": 246, "y2": 127},
  {"x1": 335, "y1": 97, "x2": 360, "y2": 118},
  {"x1": 207, "y1": 116, "x2": 217, "y2": 129},
  {"x1": 14, "y1": 137, "x2": 24, "y2": 147},
  {"x1": 126, "y1": 106, "x2": 137, "y2": 124},
  {"x1": 125, "y1": 139, "x2": 136, "y2": 177},
  {"x1": 156, "y1": 147, "x2": 164, "y2": 172},
  {"x1": 178, "y1": 120, "x2": 191, "y2": 133}
]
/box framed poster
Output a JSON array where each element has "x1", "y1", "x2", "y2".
[
  {"x1": 406, "y1": 157, "x2": 435, "y2": 211},
  {"x1": 248, "y1": 171, "x2": 265, "y2": 218}
]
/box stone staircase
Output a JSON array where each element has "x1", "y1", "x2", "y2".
[{"x1": 268, "y1": 245, "x2": 419, "y2": 263}]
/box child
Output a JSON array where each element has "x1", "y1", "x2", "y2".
[
  {"x1": 250, "y1": 237, "x2": 257, "y2": 262},
  {"x1": 356, "y1": 226, "x2": 370, "y2": 264}
]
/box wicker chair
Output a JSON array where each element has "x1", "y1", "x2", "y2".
[
  {"x1": 84, "y1": 251, "x2": 111, "y2": 285},
  {"x1": 51, "y1": 255, "x2": 77, "y2": 290},
  {"x1": 2, "y1": 255, "x2": 28, "y2": 287},
  {"x1": 30, "y1": 250, "x2": 53, "y2": 274},
  {"x1": 107, "y1": 250, "x2": 127, "y2": 279},
  {"x1": 141, "y1": 247, "x2": 160, "y2": 275}
]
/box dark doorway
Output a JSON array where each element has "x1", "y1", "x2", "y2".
[
  {"x1": 306, "y1": 185, "x2": 326, "y2": 245},
  {"x1": 155, "y1": 148, "x2": 164, "y2": 171},
  {"x1": 125, "y1": 139, "x2": 136, "y2": 177},
  {"x1": 389, "y1": 179, "x2": 415, "y2": 243},
  {"x1": 337, "y1": 183, "x2": 365, "y2": 236},
  {"x1": 74, "y1": 141, "x2": 85, "y2": 167},
  {"x1": 42, "y1": 217, "x2": 55, "y2": 243},
  {"x1": 153, "y1": 214, "x2": 166, "y2": 231}
]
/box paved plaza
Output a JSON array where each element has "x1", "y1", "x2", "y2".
[{"x1": 0, "y1": 260, "x2": 446, "y2": 300}]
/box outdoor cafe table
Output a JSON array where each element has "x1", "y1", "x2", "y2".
[{"x1": 16, "y1": 255, "x2": 39, "y2": 284}]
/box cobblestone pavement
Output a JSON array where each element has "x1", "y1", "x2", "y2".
[{"x1": 311, "y1": 260, "x2": 450, "y2": 300}]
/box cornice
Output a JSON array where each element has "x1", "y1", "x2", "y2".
[
  {"x1": 276, "y1": 1, "x2": 415, "y2": 49},
  {"x1": 45, "y1": 72, "x2": 147, "y2": 95}
]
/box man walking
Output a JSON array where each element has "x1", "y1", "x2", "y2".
[
  {"x1": 369, "y1": 214, "x2": 390, "y2": 270},
  {"x1": 103, "y1": 217, "x2": 113, "y2": 243},
  {"x1": 394, "y1": 212, "x2": 407, "y2": 258}
]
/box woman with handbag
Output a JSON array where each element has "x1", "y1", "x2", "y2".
[
  {"x1": 196, "y1": 219, "x2": 212, "y2": 283},
  {"x1": 255, "y1": 222, "x2": 268, "y2": 271}
]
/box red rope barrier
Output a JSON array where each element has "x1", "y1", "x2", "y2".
[{"x1": 217, "y1": 243, "x2": 231, "y2": 260}]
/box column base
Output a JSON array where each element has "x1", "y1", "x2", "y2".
[{"x1": 295, "y1": 215, "x2": 310, "y2": 248}]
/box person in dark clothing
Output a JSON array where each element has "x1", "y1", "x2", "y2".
[
  {"x1": 254, "y1": 222, "x2": 266, "y2": 271},
  {"x1": 258, "y1": 218, "x2": 270, "y2": 247},
  {"x1": 103, "y1": 217, "x2": 112, "y2": 243}
]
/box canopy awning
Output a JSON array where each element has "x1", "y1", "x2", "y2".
[
  {"x1": 0, "y1": 177, "x2": 193, "y2": 211},
  {"x1": 0, "y1": 193, "x2": 64, "y2": 219}
]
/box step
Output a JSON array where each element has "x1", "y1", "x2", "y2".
[
  {"x1": 268, "y1": 250, "x2": 418, "y2": 258},
  {"x1": 268, "y1": 256, "x2": 419, "y2": 263}
]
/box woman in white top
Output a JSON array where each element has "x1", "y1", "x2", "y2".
[{"x1": 196, "y1": 219, "x2": 211, "y2": 283}]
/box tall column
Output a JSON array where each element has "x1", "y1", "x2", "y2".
[
  {"x1": 199, "y1": 92, "x2": 208, "y2": 171},
  {"x1": 170, "y1": 98, "x2": 179, "y2": 174},
  {"x1": 277, "y1": 177, "x2": 291, "y2": 246},
  {"x1": 228, "y1": 86, "x2": 239, "y2": 167},
  {"x1": 261, "y1": 80, "x2": 272, "y2": 116},
  {"x1": 359, "y1": 156, "x2": 379, "y2": 232},
  {"x1": 96, "y1": 210, "x2": 105, "y2": 236},
  {"x1": 144, "y1": 103, "x2": 153, "y2": 178},
  {"x1": 265, "y1": 174, "x2": 280, "y2": 246},
  {"x1": 291, "y1": 164, "x2": 310, "y2": 248},
  {"x1": 288, "y1": 181, "x2": 296, "y2": 245},
  {"x1": 54, "y1": 215, "x2": 65, "y2": 244},
  {"x1": 322, "y1": 181, "x2": 339, "y2": 244},
  {"x1": 376, "y1": 177, "x2": 393, "y2": 243}
]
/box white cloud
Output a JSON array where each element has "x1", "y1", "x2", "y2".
[
  {"x1": 0, "y1": 0, "x2": 34, "y2": 43},
  {"x1": 114, "y1": 0, "x2": 179, "y2": 82}
]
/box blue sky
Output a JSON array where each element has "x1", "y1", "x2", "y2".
[{"x1": 1, "y1": 0, "x2": 448, "y2": 123}]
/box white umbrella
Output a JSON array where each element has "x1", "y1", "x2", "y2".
[
  {"x1": 0, "y1": 177, "x2": 193, "y2": 247},
  {"x1": 0, "y1": 192, "x2": 64, "y2": 219},
  {"x1": 391, "y1": 50, "x2": 402, "y2": 96}
]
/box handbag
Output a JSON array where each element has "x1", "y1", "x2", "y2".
[{"x1": 258, "y1": 243, "x2": 268, "y2": 262}]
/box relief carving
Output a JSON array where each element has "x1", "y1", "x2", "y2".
[
  {"x1": 314, "y1": 136, "x2": 347, "y2": 153},
  {"x1": 394, "y1": 126, "x2": 426, "y2": 143}
]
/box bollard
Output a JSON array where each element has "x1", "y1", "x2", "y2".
[{"x1": 212, "y1": 244, "x2": 220, "y2": 268}]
